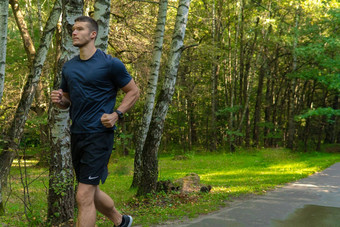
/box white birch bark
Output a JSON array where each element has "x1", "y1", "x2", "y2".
[
  {"x1": 93, "y1": 0, "x2": 110, "y2": 51},
  {"x1": 132, "y1": 0, "x2": 168, "y2": 188},
  {"x1": 0, "y1": 0, "x2": 9, "y2": 105},
  {"x1": 47, "y1": 0, "x2": 83, "y2": 224},
  {"x1": 138, "y1": 0, "x2": 191, "y2": 195},
  {"x1": 48, "y1": 0, "x2": 84, "y2": 225}
]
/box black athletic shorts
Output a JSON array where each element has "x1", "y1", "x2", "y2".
[{"x1": 71, "y1": 131, "x2": 114, "y2": 185}]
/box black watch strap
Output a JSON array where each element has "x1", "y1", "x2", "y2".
[{"x1": 115, "y1": 110, "x2": 124, "y2": 120}]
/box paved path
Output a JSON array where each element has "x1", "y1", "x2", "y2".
[{"x1": 156, "y1": 162, "x2": 340, "y2": 227}]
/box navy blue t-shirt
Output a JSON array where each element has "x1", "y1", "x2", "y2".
[{"x1": 60, "y1": 49, "x2": 132, "y2": 133}]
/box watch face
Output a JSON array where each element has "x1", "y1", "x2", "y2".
[{"x1": 116, "y1": 110, "x2": 124, "y2": 119}]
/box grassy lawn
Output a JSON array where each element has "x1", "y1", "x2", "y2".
[{"x1": 1, "y1": 148, "x2": 340, "y2": 226}]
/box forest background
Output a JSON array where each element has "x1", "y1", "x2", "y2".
[
  {"x1": 0, "y1": 0, "x2": 339, "y2": 225},
  {"x1": 1, "y1": 0, "x2": 339, "y2": 156}
]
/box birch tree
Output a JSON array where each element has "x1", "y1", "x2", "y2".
[
  {"x1": 0, "y1": 0, "x2": 7, "y2": 201},
  {"x1": 0, "y1": 0, "x2": 6, "y2": 204},
  {"x1": 137, "y1": 0, "x2": 191, "y2": 196},
  {"x1": 132, "y1": 0, "x2": 168, "y2": 188},
  {"x1": 9, "y1": 0, "x2": 36, "y2": 64},
  {"x1": 47, "y1": 0, "x2": 83, "y2": 224},
  {"x1": 93, "y1": 0, "x2": 110, "y2": 51},
  {"x1": 0, "y1": 0, "x2": 9, "y2": 104}
]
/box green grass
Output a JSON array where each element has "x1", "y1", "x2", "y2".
[{"x1": 1, "y1": 148, "x2": 340, "y2": 226}]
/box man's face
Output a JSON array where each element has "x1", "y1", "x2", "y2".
[{"x1": 72, "y1": 21, "x2": 96, "y2": 47}]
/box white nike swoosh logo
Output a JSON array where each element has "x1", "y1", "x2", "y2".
[{"x1": 88, "y1": 176, "x2": 99, "y2": 180}]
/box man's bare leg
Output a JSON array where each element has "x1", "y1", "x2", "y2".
[
  {"x1": 94, "y1": 186, "x2": 123, "y2": 226},
  {"x1": 76, "y1": 183, "x2": 97, "y2": 227}
]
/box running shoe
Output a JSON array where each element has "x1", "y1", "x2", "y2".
[{"x1": 114, "y1": 215, "x2": 133, "y2": 227}]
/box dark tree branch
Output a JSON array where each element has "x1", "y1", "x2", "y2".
[{"x1": 181, "y1": 43, "x2": 199, "y2": 52}]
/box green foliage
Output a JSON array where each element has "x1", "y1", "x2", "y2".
[
  {"x1": 0, "y1": 203, "x2": 4, "y2": 216},
  {"x1": 225, "y1": 130, "x2": 244, "y2": 141},
  {"x1": 296, "y1": 107, "x2": 340, "y2": 122},
  {"x1": 217, "y1": 105, "x2": 243, "y2": 116},
  {"x1": 293, "y1": 8, "x2": 340, "y2": 92},
  {"x1": 50, "y1": 173, "x2": 73, "y2": 197},
  {"x1": 22, "y1": 114, "x2": 47, "y2": 148}
]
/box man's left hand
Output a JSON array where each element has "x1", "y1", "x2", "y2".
[{"x1": 101, "y1": 113, "x2": 118, "y2": 128}]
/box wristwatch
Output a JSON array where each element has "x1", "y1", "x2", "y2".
[{"x1": 115, "y1": 110, "x2": 124, "y2": 120}]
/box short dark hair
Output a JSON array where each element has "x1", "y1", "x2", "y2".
[{"x1": 75, "y1": 16, "x2": 98, "y2": 35}]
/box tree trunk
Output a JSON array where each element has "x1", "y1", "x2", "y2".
[
  {"x1": 137, "y1": 0, "x2": 190, "y2": 196},
  {"x1": 48, "y1": 107, "x2": 74, "y2": 224},
  {"x1": 131, "y1": 0, "x2": 168, "y2": 188},
  {"x1": 237, "y1": 0, "x2": 245, "y2": 146},
  {"x1": 223, "y1": 3, "x2": 231, "y2": 147},
  {"x1": 264, "y1": 76, "x2": 272, "y2": 146},
  {"x1": 33, "y1": 80, "x2": 46, "y2": 116},
  {"x1": 324, "y1": 95, "x2": 339, "y2": 143},
  {"x1": 9, "y1": 0, "x2": 36, "y2": 64},
  {"x1": 238, "y1": 17, "x2": 259, "y2": 146},
  {"x1": 252, "y1": 36, "x2": 271, "y2": 147},
  {"x1": 0, "y1": 180, "x2": 3, "y2": 215},
  {"x1": 34, "y1": 0, "x2": 47, "y2": 114},
  {"x1": 210, "y1": 0, "x2": 223, "y2": 150},
  {"x1": 0, "y1": 0, "x2": 9, "y2": 105},
  {"x1": 210, "y1": 0, "x2": 217, "y2": 151},
  {"x1": 302, "y1": 81, "x2": 315, "y2": 151},
  {"x1": 0, "y1": 5, "x2": 9, "y2": 209},
  {"x1": 47, "y1": 0, "x2": 83, "y2": 224},
  {"x1": 252, "y1": 2, "x2": 272, "y2": 146},
  {"x1": 287, "y1": 7, "x2": 300, "y2": 150},
  {"x1": 228, "y1": 0, "x2": 242, "y2": 151},
  {"x1": 266, "y1": 45, "x2": 280, "y2": 147},
  {"x1": 93, "y1": 0, "x2": 110, "y2": 51},
  {"x1": 253, "y1": 63, "x2": 265, "y2": 146}
]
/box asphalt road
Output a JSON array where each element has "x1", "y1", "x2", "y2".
[{"x1": 156, "y1": 162, "x2": 340, "y2": 227}]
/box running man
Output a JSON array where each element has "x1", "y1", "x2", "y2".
[{"x1": 51, "y1": 16, "x2": 139, "y2": 227}]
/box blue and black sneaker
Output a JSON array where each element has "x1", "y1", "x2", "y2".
[{"x1": 114, "y1": 215, "x2": 133, "y2": 227}]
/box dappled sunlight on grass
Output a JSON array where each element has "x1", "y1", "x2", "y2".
[
  {"x1": 198, "y1": 162, "x2": 322, "y2": 188},
  {"x1": 11, "y1": 159, "x2": 39, "y2": 167},
  {"x1": 211, "y1": 186, "x2": 232, "y2": 193},
  {"x1": 268, "y1": 162, "x2": 320, "y2": 173},
  {"x1": 211, "y1": 185, "x2": 251, "y2": 195}
]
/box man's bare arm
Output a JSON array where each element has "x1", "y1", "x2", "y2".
[
  {"x1": 116, "y1": 79, "x2": 140, "y2": 114},
  {"x1": 101, "y1": 79, "x2": 139, "y2": 128}
]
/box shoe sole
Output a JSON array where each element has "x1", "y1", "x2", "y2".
[{"x1": 127, "y1": 216, "x2": 133, "y2": 227}]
